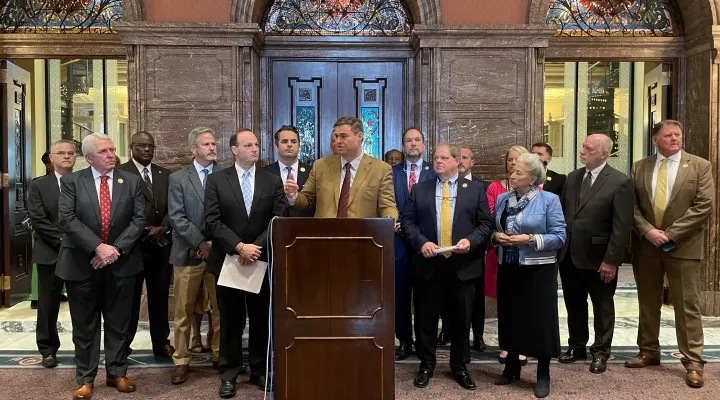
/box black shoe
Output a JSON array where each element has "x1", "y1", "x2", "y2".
[
  {"x1": 250, "y1": 375, "x2": 273, "y2": 392},
  {"x1": 395, "y1": 341, "x2": 412, "y2": 361},
  {"x1": 436, "y1": 330, "x2": 449, "y2": 346},
  {"x1": 30, "y1": 300, "x2": 38, "y2": 309},
  {"x1": 452, "y1": 370, "x2": 476, "y2": 390},
  {"x1": 60, "y1": 294, "x2": 68, "y2": 302},
  {"x1": 494, "y1": 363, "x2": 521, "y2": 385},
  {"x1": 413, "y1": 369, "x2": 432, "y2": 388},
  {"x1": 218, "y1": 380, "x2": 237, "y2": 398},
  {"x1": 589, "y1": 354, "x2": 608, "y2": 374},
  {"x1": 472, "y1": 336, "x2": 487, "y2": 352},
  {"x1": 41, "y1": 355, "x2": 58, "y2": 368},
  {"x1": 558, "y1": 348, "x2": 587, "y2": 363},
  {"x1": 535, "y1": 376, "x2": 550, "y2": 398}
]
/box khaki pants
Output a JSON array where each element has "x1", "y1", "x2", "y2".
[
  {"x1": 633, "y1": 242, "x2": 705, "y2": 371},
  {"x1": 172, "y1": 263, "x2": 220, "y2": 365}
]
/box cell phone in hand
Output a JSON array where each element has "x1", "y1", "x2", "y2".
[{"x1": 661, "y1": 240, "x2": 676, "y2": 252}]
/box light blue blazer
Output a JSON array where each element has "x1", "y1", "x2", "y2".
[{"x1": 492, "y1": 190, "x2": 567, "y2": 265}]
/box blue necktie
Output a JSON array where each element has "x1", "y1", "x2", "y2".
[
  {"x1": 285, "y1": 166, "x2": 294, "y2": 181},
  {"x1": 241, "y1": 171, "x2": 252, "y2": 216},
  {"x1": 201, "y1": 168, "x2": 209, "y2": 188}
]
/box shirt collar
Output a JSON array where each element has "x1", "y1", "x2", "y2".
[
  {"x1": 438, "y1": 173, "x2": 459, "y2": 185},
  {"x1": 91, "y1": 167, "x2": 113, "y2": 180},
  {"x1": 464, "y1": 172, "x2": 473, "y2": 181},
  {"x1": 586, "y1": 161, "x2": 607, "y2": 176},
  {"x1": 405, "y1": 159, "x2": 423, "y2": 173},
  {"x1": 234, "y1": 163, "x2": 256, "y2": 178},
  {"x1": 132, "y1": 158, "x2": 151, "y2": 174},
  {"x1": 278, "y1": 160, "x2": 299, "y2": 173},
  {"x1": 54, "y1": 171, "x2": 63, "y2": 182},
  {"x1": 193, "y1": 159, "x2": 213, "y2": 174},
  {"x1": 341, "y1": 153, "x2": 364, "y2": 170},
  {"x1": 657, "y1": 150, "x2": 682, "y2": 163}
]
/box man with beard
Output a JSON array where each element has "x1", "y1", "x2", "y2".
[
  {"x1": 392, "y1": 128, "x2": 435, "y2": 361},
  {"x1": 265, "y1": 125, "x2": 313, "y2": 217},
  {"x1": 118, "y1": 131, "x2": 175, "y2": 359}
]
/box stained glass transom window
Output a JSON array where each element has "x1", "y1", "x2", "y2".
[
  {"x1": 264, "y1": 0, "x2": 412, "y2": 36},
  {"x1": 0, "y1": 0, "x2": 123, "y2": 33},
  {"x1": 547, "y1": 0, "x2": 676, "y2": 37}
]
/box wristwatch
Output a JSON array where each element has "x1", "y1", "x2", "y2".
[{"x1": 528, "y1": 234, "x2": 536, "y2": 249}]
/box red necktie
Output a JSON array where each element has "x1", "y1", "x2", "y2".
[
  {"x1": 337, "y1": 163, "x2": 351, "y2": 218},
  {"x1": 100, "y1": 175, "x2": 111, "y2": 243},
  {"x1": 408, "y1": 163, "x2": 417, "y2": 193}
]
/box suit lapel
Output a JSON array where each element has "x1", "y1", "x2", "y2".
[
  {"x1": 428, "y1": 181, "x2": 438, "y2": 238},
  {"x1": 453, "y1": 178, "x2": 467, "y2": 227},
  {"x1": 226, "y1": 167, "x2": 249, "y2": 218},
  {"x1": 397, "y1": 165, "x2": 409, "y2": 200},
  {"x1": 348, "y1": 155, "x2": 371, "y2": 206},
  {"x1": 123, "y1": 161, "x2": 153, "y2": 202},
  {"x1": 110, "y1": 171, "x2": 124, "y2": 223},
  {"x1": 81, "y1": 168, "x2": 102, "y2": 223},
  {"x1": 667, "y1": 152, "x2": 691, "y2": 206},
  {"x1": 575, "y1": 166, "x2": 610, "y2": 215},
  {"x1": 643, "y1": 154, "x2": 657, "y2": 206},
  {"x1": 298, "y1": 163, "x2": 310, "y2": 188},
  {"x1": 188, "y1": 165, "x2": 205, "y2": 203},
  {"x1": 249, "y1": 169, "x2": 265, "y2": 219},
  {"x1": 418, "y1": 161, "x2": 433, "y2": 182},
  {"x1": 328, "y1": 156, "x2": 340, "y2": 209}
]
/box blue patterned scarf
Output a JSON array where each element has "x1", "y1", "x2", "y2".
[{"x1": 502, "y1": 187, "x2": 539, "y2": 264}]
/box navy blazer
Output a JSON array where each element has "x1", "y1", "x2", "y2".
[
  {"x1": 400, "y1": 177, "x2": 492, "y2": 282},
  {"x1": 264, "y1": 161, "x2": 313, "y2": 218},
  {"x1": 393, "y1": 161, "x2": 435, "y2": 261}
]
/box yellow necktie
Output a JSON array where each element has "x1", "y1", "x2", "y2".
[
  {"x1": 440, "y1": 180, "x2": 452, "y2": 258},
  {"x1": 653, "y1": 159, "x2": 667, "y2": 228}
]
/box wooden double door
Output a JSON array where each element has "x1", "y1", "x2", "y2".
[{"x1": 272, "y1": 61, "x2": 404, "y2": 163}]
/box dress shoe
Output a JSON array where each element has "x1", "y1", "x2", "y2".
[
  {"x1": 686, "y1": 370, "x2": 704, "y2": 388},
  {"x1": 558, "y1": 348, "x2": 587, "y2": 363},
  {"x1": 534, "y1": 376, "x2": 551, "y2": 398},
  {"x1": 106, "y1": 376, "x2": 136, "y2": 393},
  {"x1": 624, "y1": 354, "x2": 660, "y2": 368},
  {"x1": 436, "y1": 330, "x2": 449, "y2": 346},
  {"x1": 395, "y1": 341, "x2": 412, "y2": 361},
  {"x1": 589, "y1": 355, "x2": 607, "y2": 374},
  {"x1": 494, "y1": 364, "x2": 521, "y2": 385},
  {"x1": 171, "y1": 365, "x2": 189, "y2": 385},
  {"x1": 251, "y1": 375, "x2": 273, "y2": 391},
  {"x1": 413, "y1": 369, "x2": 432, "y2": 388},
  {"x1": 472, "y1": 336, "x2": 487, "y2": 352},
  {"x1": 452, "y1": 370, "x2": 477, "y2": 390},
  {"x1": 212, "y1": 361, "x2": 219, "y2": 370},
  {"x1": 41, "y1": 354, "x2": 58, "y2": 368},
  {"x1": 154, "y1": 343, "x2": 176, "y2": 358},
  {"x1": 218, "y1": 380, "x2": 237, "y2": 398},
  {"x1": 30, "y1": 300, "x2": 38, "y2": 309},
  {"x1": 73, "y1": 383, "x2": 93, "y2": 400}
]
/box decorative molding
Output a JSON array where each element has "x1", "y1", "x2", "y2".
[
  {"x1": 0, "y1": 34, "x2": 124, "y2": 57},
  {"x1": 685, "y1": 26, "x2": 720, "y2": 64},
  {"x1": 412, "y1": 25, "x2": 555, "y2": 49},
  {"x1": 546, "y1": 36, "x2": 685, "y2": 60},
  {"x1": 122, "y1": 0, "x2": 145, "y2": 22},
  {"x1": 114, "y1": 22, "x2": 264, "y2": 51}
]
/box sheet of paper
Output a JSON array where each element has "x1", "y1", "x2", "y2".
[
  {"x1": 434, "y1": 246, "x2": 456, "y2": 254},
  {"x1": 217, "y1": 254, "x2": 268, "y2": 294}
]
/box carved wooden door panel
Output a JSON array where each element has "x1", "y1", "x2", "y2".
[
  {"x1": 0, "y1": 61, "x2": 33, "y2": 307},
  {"x1": 272, "y1": 61, "x2": 404, "y2": 163}
]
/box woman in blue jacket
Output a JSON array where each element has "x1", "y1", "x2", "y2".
[{"x1": 491, "y1": 153, "x2": 566, "y2": 398}]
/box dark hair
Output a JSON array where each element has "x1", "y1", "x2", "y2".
[
  {"x1": 230, "y1": 128, "x2": 253, "y2": 148},
  {"x1": 384, "y1": 149, "x2": 403, "y2": 162},
  {"x1": 402, "y1": 127, "x2": 425, "y2": 143},
  {"x1": 653, "y1": 120, "x2": 683, "y2": 136},
  {"x1": 274, "y1": 125, "x2": 300, "y2": 145},
  {"x1": 531, "y1": 142, "x2": 553, "y2": 156},
  {"x1": 41, "y1": 151, "x2": 51, "y2": 165}
]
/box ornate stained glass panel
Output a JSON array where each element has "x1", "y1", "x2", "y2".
[
  {"x1": 296, "y1": 106, "x2": 317, "y2": 162},
  {"x1": 0, "y1": 0, "x2": 124, "y2": 33},
  {"x1": 361, "y1": 107, "x2": 380, "y2": 158},
  {"x1": 547, "y1": 0, "x2": 676, "y2": 37},
  {"x1": 264, "y1": 0, "x2": 412, "y2": 36}
]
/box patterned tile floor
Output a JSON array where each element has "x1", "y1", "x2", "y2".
[{"x1": 3, "y1": 266, "x2": 720, "y2": 368}]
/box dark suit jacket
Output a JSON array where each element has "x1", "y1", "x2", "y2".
[
  {"x1": 28, "y1": 173, "x2": 63, "y2": 265},
  {"x1": 204, "y1": 166, "x2": 288, "y2": 276},
  {"x1": 543, "y1": 169, "x2": 567, "y2": 197},
  {"x1": 117, "y1": 160, "x2": 171, "y2": 229},
  {"x1": 560, "y1": 164, "x2": 634, "y2": 269},
  {"x1": 393, "y1": 161, "x2": 436, "y2": 261},
  {"x1": 400, "y1": 177, "x2": 492, "y2": 282},
  {"x1": 264, "y1": 161, "x2": 313, "y2": 217},
  {"x1": 56, "y1": 168, "x2": 147, "y2": 281}
]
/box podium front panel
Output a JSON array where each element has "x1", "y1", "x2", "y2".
[{"x1": 273, "y1": 218, "x2": 394, "y2": 400}]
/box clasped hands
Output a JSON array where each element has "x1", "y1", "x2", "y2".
[
  {"x1": 420, "y1": 239, "x2": 471, "y2": 258},
  {"x1": 493, "y1": 232, "x2": 531, "y2": 247},
  {"x1": 645, "y1": 229, "x2": 671, "y2": 248},
  {"x1": 91, "y1": 243, "x2": 120, "y2": 269},
  {"x1": 235, "y1": 242, "x2": 262, "y2": 265}
]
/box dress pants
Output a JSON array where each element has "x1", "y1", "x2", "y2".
[
  {"x1": 394, "y1": 252, "x2": 413, "y2": 344},
  {"x1": 633, "y1": 241, "x2": 705, "y2": 371},
  {"x1": 413, "y1": 257, "x2": 474, "y2": 373},
  {"x1": 36, "y1": 263, "x2": 64, "y2": 357},
  {"x1": 216, "y1": 275, "x2": 270, "y2": 382},
  {"x1": 66, "y1": 269, "x2": 138, "y2": 385},
  {"x1": 173, "y1": 262, "x2": 221, "y2": 364},
  {"x1": 471, "y1": 276, "x2": 485, "y2": 341},
  {"x1": 126, "y1": 242, "x2": 171, "y2": 353},
  {"x1": 559, "y1": 256, "x2": 618, "y2": 358}
]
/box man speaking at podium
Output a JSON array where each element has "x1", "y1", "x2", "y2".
[{"x1": 284, "y1": 116, "x2": 397, "y2": 220}]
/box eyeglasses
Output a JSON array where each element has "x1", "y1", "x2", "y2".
[
  {"x1": 132, "y1": 143, "x2": 155, "y2": 150},
  {"x1": 51, "y1": 151, "x2": 76, "y2": 157},
  {"x1": 95, "y1": 148, "x2": 117, "y2": 155}
]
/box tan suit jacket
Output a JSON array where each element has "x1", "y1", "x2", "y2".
[
  {"x1": 294, "y1": 154, "x2": 398, "y2": 220},
  {"x1": 631, "y1": 151, "x2": 715, "y2": 260}
]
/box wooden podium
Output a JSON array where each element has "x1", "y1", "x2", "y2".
[{"x1": 272, "y1": 218, "x2": 395, "y2": 400}]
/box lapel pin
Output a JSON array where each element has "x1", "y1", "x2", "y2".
[
  {"x1": 300, "y1": 167, "x2": 306, "y2": 172},
  {"x1": 462, "y1": 183, "x2": 468, "y2": 188},
  {"x1": 424, "y1": 165, "x2": 429, "y2": 170},
  {"x1": 117, "y1": 178, "x2": 124, "y2": 184},
  {"x1": 547, "y1": 176, "x2": 552, "y2": 181},
  {"x1": 683, "y1": 164, "x2": 689, "y2": 168}
]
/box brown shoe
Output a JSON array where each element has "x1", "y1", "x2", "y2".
[
  {"x1": 73, "y1": 383, "x2": 93, "y2": 400},
  {"x1": 686, "y1": 370, "x2": 704, "y2": 388},
  {"x1": 106, "y1": 376, "x2": 137, "y2": 393},
  {"x1": 624, "y1": 354, "x2": 660, "y2": 368},
  {"x1": 171, "y1": 365, "x2": 190, "y2": 385}
]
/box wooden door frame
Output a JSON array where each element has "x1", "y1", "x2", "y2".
[{"x1": 260, "y1": 36, "x2": 416, "y2": 163}]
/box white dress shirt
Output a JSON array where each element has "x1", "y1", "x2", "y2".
[
  {"x1": 54, "y1": 171, "x2": 63, "y2": 190},
  {"x1": 651, "y1": 150, "x2": 682, "y2": 205},
  {"x1": 91, "y1": 167, "x2": 113, "y2": 202},
  {"x1": 464, "y1": 172, "x2": 473, "y2": 181},
  {"x1": 235, "y1": 163, "x2": 256, "y2": 197},
  {"x1": 339, "y1": 154, "x2": 364, "y2": 195},
  {"x1": 406, "y1": 159, "x2": 424, "y2": 191},
  {"x1": 194, "y1": 160, "x2": 214, "y2": 182},
  {"x1": 132, "y1": 158, "x2": 152, "y2": 183},
  {"x1": 584, "y1": 161, "x2": 607, "y2": 186},
  {"x1": 279, "y1": 160, "x2": 300, "y2": 184}
]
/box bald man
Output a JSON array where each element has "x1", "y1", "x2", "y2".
[{"x1": 558, "y1": 134, "x2": 634, "y2": 374}]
